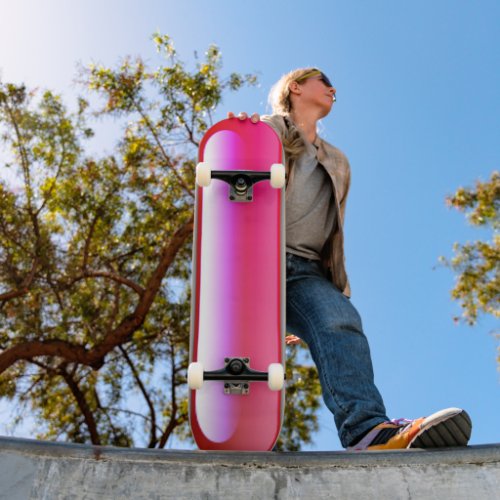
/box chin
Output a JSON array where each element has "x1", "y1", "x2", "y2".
[{"x1": 319, "y1": 106, "x2": 332, "y2": 118}]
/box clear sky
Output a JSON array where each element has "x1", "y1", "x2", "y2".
[{"x1": 0, "y1": 0, "x2": 498, "y2": 450}]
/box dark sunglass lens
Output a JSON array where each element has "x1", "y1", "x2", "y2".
[{"x1": 320, "y1": 72, "x2": 333, "y2": 87}]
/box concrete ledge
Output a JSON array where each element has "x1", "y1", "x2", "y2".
[{"x1": 1, "y1": 436, "x2": 499, "y2": 499}]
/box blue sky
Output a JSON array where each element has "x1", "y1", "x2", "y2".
[{"x1": 0, "y1": 0, "x2": 498, "y2": 450}]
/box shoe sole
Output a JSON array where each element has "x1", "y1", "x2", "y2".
[{"x1": 409, "y1": 408, "x2": 472, "y2": 448}]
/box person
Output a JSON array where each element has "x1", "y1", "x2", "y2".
[{"x1": 228, "y1": 67, "x2": 472, "y2": 450}]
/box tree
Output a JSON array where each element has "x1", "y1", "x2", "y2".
[
  {"x1": 0, "y1": 34, "x2": 322, "y2": 449},
  {"x1": 443, "y1": 171, "x2": 499, "y2": 336}
]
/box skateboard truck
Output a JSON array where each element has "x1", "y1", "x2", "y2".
[
  {"x1": 195, "y1": 162, "x2": 286, "y2": 202},
  {"x1": 188, "y1": 357, "x2": 285, "y2": 395},
  {"x1": 207, "y1": 357, "x2": 267, "y2": 395},
  {"x1": 211, "y1": 170, "x2": 271, "y2": 202}
]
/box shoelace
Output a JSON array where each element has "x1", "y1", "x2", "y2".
[
  {"x1": 390, "y1": 418, "x2": 415, "y2": 426},
  {"x1": 387, "y1": 417, "x2": 421, "y2": 435}
]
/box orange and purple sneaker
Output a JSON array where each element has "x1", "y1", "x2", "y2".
[{"x1": 348, "y1": 408, "x2": 472, "y2": 451}]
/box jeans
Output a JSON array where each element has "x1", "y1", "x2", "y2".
[{"x1": 286, "y1": 253, "x2": 388, "y2": 448}]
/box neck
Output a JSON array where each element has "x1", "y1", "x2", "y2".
[{"x1": 289, "y1": 107, "x2": 321, "y2": 143}]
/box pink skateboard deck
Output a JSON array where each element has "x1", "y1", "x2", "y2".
[{"x1": 189, "y1": 118, "x2": 286, "y2": 451}]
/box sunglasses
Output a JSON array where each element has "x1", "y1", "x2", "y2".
[{"x1": 296, "y1": 70, "x2": 334, "y2": 89}]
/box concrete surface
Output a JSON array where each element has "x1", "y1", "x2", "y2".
[{"x1": 0, "y1": 436, "x2": 499, "y2": 499}]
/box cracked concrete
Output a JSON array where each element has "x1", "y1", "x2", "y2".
[{"x1": 0, "y1": 436, "x2": 499, "y2": 499}]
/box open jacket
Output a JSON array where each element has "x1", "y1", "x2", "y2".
[{"x1": 262, "y1": 114, "x2": 352, "y2": 297}]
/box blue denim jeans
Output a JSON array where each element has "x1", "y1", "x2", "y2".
[{"x1": 286, "y1": 253, "x2": 389, "y2": 448}]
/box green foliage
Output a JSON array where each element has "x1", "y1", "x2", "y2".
[
  {"x1": 442, "y1": 171, "x2": 499, "y2": 327},
  {"x1": 0, "y1": 34, "x2": 322, "y2": 450}
]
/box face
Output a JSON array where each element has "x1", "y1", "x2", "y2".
[{"x1": 290, "y1": 71, "x2": 337, "y2": 117}]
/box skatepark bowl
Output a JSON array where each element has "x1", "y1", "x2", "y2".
[{"x1": 0, "y1": 436, "x2": 499, "y2": 499}]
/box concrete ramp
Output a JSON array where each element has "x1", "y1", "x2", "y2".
[{"x1": 0, "y1": 436, "x2": 499, "y2": 499}]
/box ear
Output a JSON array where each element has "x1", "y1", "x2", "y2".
[{"x1": 288, "y1": 81, "x2": 302, "y2": 96}]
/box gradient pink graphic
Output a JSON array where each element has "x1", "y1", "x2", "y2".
[{"x1": 190, "y1": 119, "x2": 285, "y2": 450}]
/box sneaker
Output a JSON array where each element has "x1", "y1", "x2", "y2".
[{"x1": 348, "y1": 407, "x2": 472, "y2": 451}]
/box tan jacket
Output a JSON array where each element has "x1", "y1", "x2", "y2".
[{"x1": 262, "y1": 114, "x2": 352, "y2": 297}]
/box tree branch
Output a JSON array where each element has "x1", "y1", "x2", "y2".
[
  {"x1": 3, "y1": 100, "x2": 43, "y2": 250},
  {"x1": 130, "y1": 94, "x2": 194, "y2": 198},
  {"x1": 35, "y1": 143, "x2": 67, "y2": 217},
  {"x1": 0, "y1": 257, "x2": 39, "y2": 302},
  {"x1": 58, "y1": 366, "x2": 101, "y2": 445},
  {"x1": 119, "y1": 345, "x2": 157, "y2": 447},
  {"x1": 183, "y1": 121, "x2": 199, "y2": 148},
  {"x1": 158, "y1": 340, "x2": 179, "y2": 448},
  {"x1": 82, "y1": 188, "x2": 120, "y2": 271},
  {"x1": 82, "y1": 208, "x2": 102, "y2": 271},
  {"x1": 0, "y1": 217, "x2": 32, "y2": 256},
  {"x1": 83, "y1": 270, "x2": 145, "y2": 296},
  {"x1": 0, "y1": 217, "x2": 193, "y2": 374}
]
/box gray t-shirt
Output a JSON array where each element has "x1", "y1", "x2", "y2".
[{"x1": 286, "y1": 141, "x2": 336, "y2": 260}]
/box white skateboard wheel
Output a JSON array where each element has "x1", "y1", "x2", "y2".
[
  {"x1": 196, "y1": 162, "x2": 212, "y2": 187},
  {"x1": 270, "y1": 163, "x2": 286, "y2": 188},
  {"x1": 188, "y1": 362, "x2": 204, "y2": 390},
  {"x1": 267, "y1": 363, "x2": 285, "y2": 391}
]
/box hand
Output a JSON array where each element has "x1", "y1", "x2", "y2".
[
  {"x1": 285, "y1": 335, "x2": 302, "y2": 346},
  {"x1": 227, "y1": 111, "x2": 260, "y2": 123}
]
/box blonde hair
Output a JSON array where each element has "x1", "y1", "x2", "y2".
[
  {"x1": 268, "y1": 67, "x2": 319, "y2": 179},
  {"x1": 268, "y1": 67, "x2": 319, "y2": 115}
]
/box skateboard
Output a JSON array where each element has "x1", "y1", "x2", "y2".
[{"x1": 188, "y1": 117, "x2": 286, "y2": 451}]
